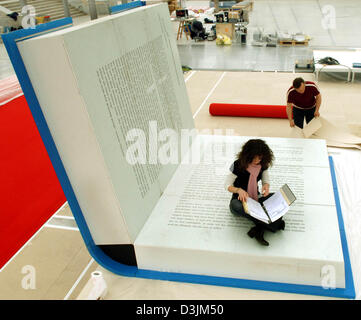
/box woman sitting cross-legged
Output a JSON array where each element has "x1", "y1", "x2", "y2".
[{"x1": 225, "y1": 139, "x2": 285, "y2": 246}]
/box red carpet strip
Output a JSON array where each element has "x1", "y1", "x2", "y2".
[{"x1": 0, "y1": 92, "x2": 66, "y2": 269}]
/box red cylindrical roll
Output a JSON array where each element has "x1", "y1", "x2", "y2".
[{"x1": 209, "y1": 103, "x2": 288, "y2": 119}]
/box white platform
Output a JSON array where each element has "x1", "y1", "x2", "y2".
[{"x1": 134, "y1": 135, "x2": 345, "y2": 288}]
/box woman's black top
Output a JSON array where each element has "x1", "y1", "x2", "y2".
[{"x1": 230, "y1": 159, "x2": 265, "y2": 200}]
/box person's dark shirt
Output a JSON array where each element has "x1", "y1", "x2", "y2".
[{"x1": 287, "y1": 81, "x2": 320, "y2": 109}]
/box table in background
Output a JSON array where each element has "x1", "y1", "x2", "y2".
[{"x1": 313, "y1": 49, "x2": 361, "y2": 82}]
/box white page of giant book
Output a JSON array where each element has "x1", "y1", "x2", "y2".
[{"x1": 18, "y1": 4, "x2": 194, "y2": 244}]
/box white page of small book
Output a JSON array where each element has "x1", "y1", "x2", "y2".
[
  {"x1": 246, "y1": 198, "x2": 269, "y2": 223},
  {"x1": 263, "y1": 191, "x2": 289, "y2": 222}
]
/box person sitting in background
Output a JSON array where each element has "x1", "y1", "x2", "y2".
[
  {"x1": 225, "y1": 139, "x2": 285, "y2": 246},
  {"x1": 0, "y1": 11, "x2": 22, "y2": 32},
  {"x1": 189, "y1": 20, "x2": 208, "y2": 41}
]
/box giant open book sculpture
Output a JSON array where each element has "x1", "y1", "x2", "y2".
[{"x1": 2, "y1": 4, "x2": 355, "y2": 298}]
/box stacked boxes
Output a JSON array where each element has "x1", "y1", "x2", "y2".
[{"x1": 216, "y1": 23, "x2": 235, "y2": 39}]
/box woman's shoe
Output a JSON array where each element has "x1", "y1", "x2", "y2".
[
  {"x1": 255, "y1": 229, "x2": 269, "y2": 246},
  {"x1": 247, "y1": 226, "x2": 257, "y2": 238},
  {"x1": 279, "y1": 220, "x2": 285, "y2": 230}
]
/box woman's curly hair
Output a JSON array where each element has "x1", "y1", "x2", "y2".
[{"x1": 237, "y1": 139, "x2": 274, "y2": 171}]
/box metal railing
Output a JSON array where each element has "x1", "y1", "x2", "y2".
[{"x1": 1, "y1": 0, "x2": 133, "y2": 29}]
